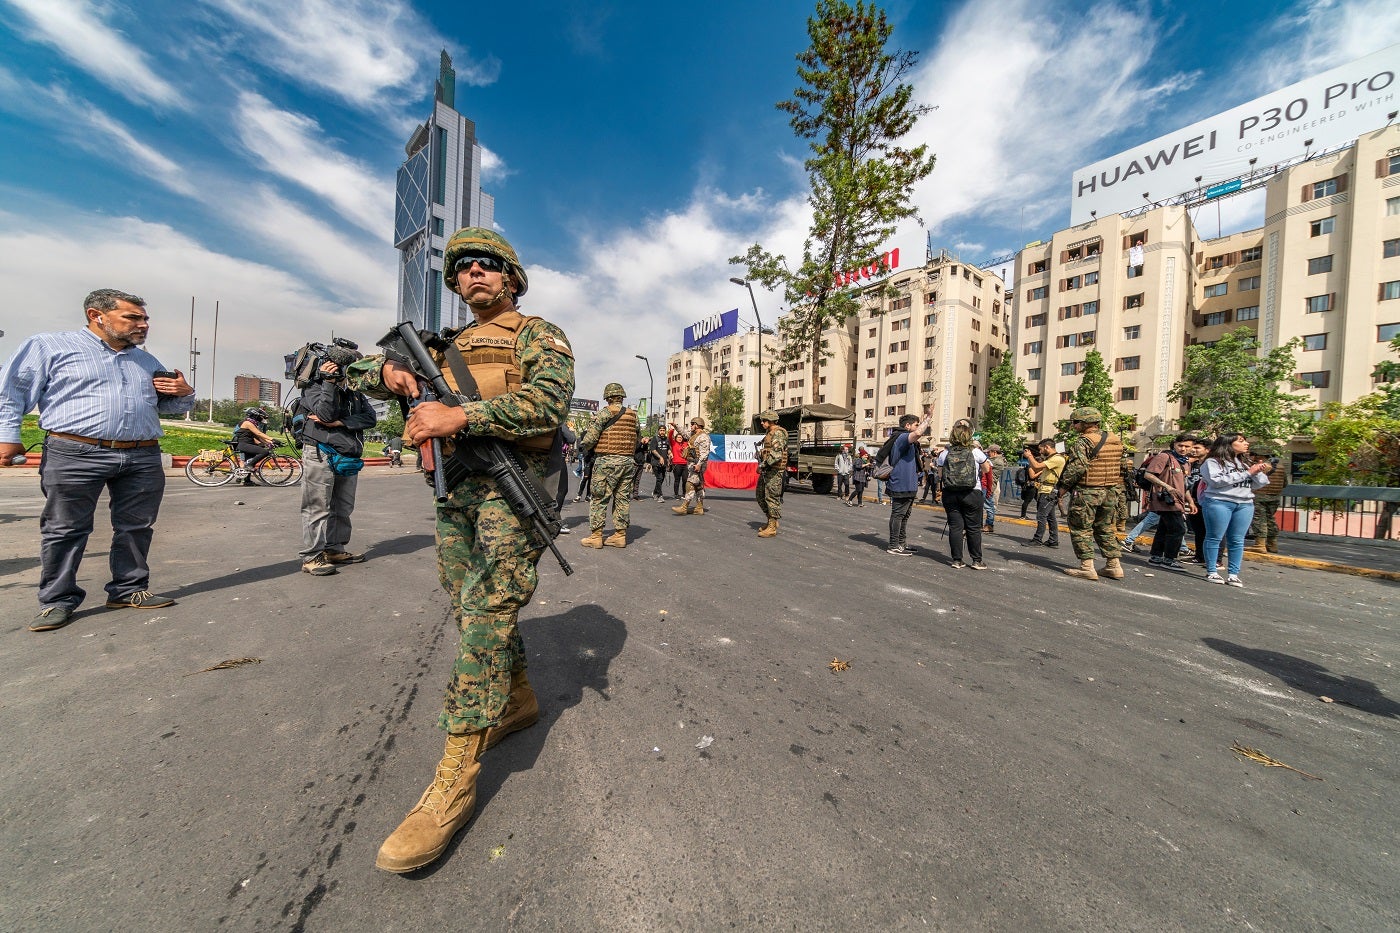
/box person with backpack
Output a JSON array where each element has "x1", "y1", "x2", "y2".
[
  {"x1": 936, "y1": 419, "x2": 991, "y2": 569},
  {"x1": 233, "y1": 407, "x2": 276, "y2": 485},
  {"x1": 847, "y1": 450, "x2": 871, "y2": 506},
  {"x1": 1013, "y1": 454, "x2": 1036, "y2": 518},
  {"x1": 871, "y1": 430, "x2": 900, "y2": 505},
  {"x1": 1138, "y1": 434, "x2": 1196, "y2": 571},
  {"x1": 296, "y1": 356, "x2": 377, "y2": 576}
]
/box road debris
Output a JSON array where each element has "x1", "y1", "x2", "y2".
[
  {"x1": 489, "y1": 844, "x2": 506, "y2": 861},
  {"x1": 695, "y1": 735, "x2": 714, "y2": 749},
  {"x1": 1230, "y1": 743, "x2": 1322, "y2": 781},
  {"x1": 828, "y1": 657, "x2": 850, "y2": 672},
  {"x1": 185, "y1": 657, "x2": 262, "y2": 676}
]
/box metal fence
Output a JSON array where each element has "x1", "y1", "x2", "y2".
[{"x1": 1278, "y1": 485, "x2": 1400, "y2": 541}]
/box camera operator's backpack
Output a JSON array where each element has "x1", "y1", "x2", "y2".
[{"x1": 1132, "y1": 461, "x2": 1155, "y2": 491}]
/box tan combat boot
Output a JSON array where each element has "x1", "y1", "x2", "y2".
[
  {"x1": 1265, "y1": 539, "x2": 1279, "y2": 553},
  {"x1": 579, "y1": 530, "x2": 604, "y2": 548},
  {"x1": 1063, "y1": 558, "x2": 1100, "y2": 580},
  {"x1": 1246, "y1": 540, "x2": 1267, "y2": 553},
  {"x1": 757, "y1": 520, "x2": 778, "y2": 538},
  {"x1": 693, "y1": 503, "x2": 705, "y2": 515},
  {"x1": 603, "y1": 530, "x2": 627, "y2": 548},
  {"x1": 1101, "y1": 557, "x2": 1124, "y2": 579},
  {"x1": 671, "y1": 504, "x2": 691, "y2": 515},
  {"x1": 376, "y1": 730, "x2": 485, "y2": 873},
  {"x1": 483, "y1": 670, "x2": 540, "y2": 752}
]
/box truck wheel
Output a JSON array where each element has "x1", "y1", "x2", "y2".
[{"x1": 811, "y1": 475, "x2": 833, "y2": 495}]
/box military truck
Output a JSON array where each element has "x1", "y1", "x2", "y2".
[{"x1": 751, "y1": 403, "x2": 856, "y2": 494}]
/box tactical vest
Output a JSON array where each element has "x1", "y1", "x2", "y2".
[
  {"x1": 593, "y1": 406, "x2": 639, "y2": 456},
  {"x1": 1259, "y1": 459, "x2": 1288, "y2": 497},
  {"x1": 1082, "y1": 431, "x2": 1125, "y2": 487},
  {"x1": 444, "y1": 309, "x2": 555, "y2": 452}
]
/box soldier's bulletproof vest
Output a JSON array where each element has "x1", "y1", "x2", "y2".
[
  {"x1": 594, "y1": 406, "x2": 639, "y2": 456},
  {"x1": 446, "y1": 309, "x2": 555, "y2": 452},
  {"x1": 1260, "y1": 458, "x2": 1288, "y2": 497},
  {"x1": 1083, "y1": 431, "x2": 1125, "y2": 486}
]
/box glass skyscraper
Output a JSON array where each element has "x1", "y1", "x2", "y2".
[{"x1": 394, "y1": 52, "x2": 495, "y2": 332}]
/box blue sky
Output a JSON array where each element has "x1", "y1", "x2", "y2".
[{"x1": 1, "y1": 0, "x2": 1397, "y2": 405}]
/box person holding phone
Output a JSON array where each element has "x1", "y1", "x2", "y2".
[{"x1": 0, "y1": 289, "x2": 196, "y2": 632}]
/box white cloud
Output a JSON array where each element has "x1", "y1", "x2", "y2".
[
  {"x1": 479, "y1": 145, "x2": 509, "y2": 185},
  {"x1": 0, "y1": 210, "x2": 386, "y2": 400},
  {"x1": 199, "y1": 0, "x2": 498, "y2": 108},
  {"x1": 0, "y1": 0, "x2": 185, "y2": 108},
  {"x1": 233, "y1": 92, "x2": 393, "y2": 237},
  {"x1": 1260, "y1": 1, "x2": 1400, "y2": 91}
]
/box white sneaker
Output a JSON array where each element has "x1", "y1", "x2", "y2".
[
  {"x1": 1226, "y1": 574, "x2": 1244, "y2": 588},
  {"x1": 1206, "y1": 572, "x2": 1225, "y2": 584}
]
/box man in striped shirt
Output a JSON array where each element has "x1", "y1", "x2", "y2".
[{"x1": 0, "y1": 289, "x2": 196, "y2": 632}]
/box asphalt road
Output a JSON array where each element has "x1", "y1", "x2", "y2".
[{"x1": 1, "y1": 469, "x2": 1396, "y2": 932}]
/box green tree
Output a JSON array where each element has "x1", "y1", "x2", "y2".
[
  {"x1": 1167, "y1": 327, "x2": 1310, "y2": 441},
  {"x1": 979, "y1": 356, "x2": 1031, "y2": 451},
  {"x1": 730, "y1": 0, "x2": 936, "y2": 404},
  {"x1": 1305, "y1": 394, "x2": 1400, "y2": 487},
  {"x1": 706, "y1": 384, "x2": 746, "y2": 434},
  {"x1": 377, "y1": 409, "x2": 405, "y2": 442},
  {"x1": 1054, "y1": 349, "x2": 1124, "y2": 437}
]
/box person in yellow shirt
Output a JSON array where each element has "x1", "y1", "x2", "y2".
[{"x1": 1024, "y1": 437, "x2": 1065, "y2": 548}]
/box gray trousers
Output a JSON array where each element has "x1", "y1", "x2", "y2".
[
  {"x1": 38, "y1": 437, "x2": 166, "y2": 608},
  {"x1": 300, "y1": 447, "x2": 358, "y2": 560}
]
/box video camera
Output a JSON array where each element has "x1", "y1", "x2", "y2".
[{"x1": 284, "y1": 337, "x2": 362, "y2": 388}]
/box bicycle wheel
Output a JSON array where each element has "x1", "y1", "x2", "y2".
[
  {"x1": 185, "y1": 455, "x2": 236, "y2": 486},
  {"x1": 256, "y1": 454, "x2": 302, "y2": 487}
]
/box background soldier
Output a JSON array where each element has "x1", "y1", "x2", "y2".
[
  {"x1": 1248, "y1": 444, "x2": 1288, "y2": 553},
  {"x1": 1116, "y1": 450, "x2": 1136, "y2": 533},
  {"x1": 578, "y1": 383, "x2": 639, "y2": 548},
  {"x1": 755, "y1": 410, "x2": 788, "y2": 537},
  {"x1": 1058, "y1": 407, "x2": 1126, "y2": 581},
  {"x1": 671, "y1": 417, "x2": 711, "y2": 515},
  {"x1": 350, "y1": 227, "x2": 574, "y2": 873}
]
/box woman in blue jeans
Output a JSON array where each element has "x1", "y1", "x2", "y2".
[{"x1": 1198, "y1": 434, "x2": 1273, "y2": 587}]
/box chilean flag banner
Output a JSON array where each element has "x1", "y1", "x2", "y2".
[{"x1": 704, "y1": 434, "x2": 764, "y2": 489}]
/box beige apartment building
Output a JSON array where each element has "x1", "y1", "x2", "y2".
[
  {"x1": 1016, "y1": 121, "x2": 1400, "y2": 449},
  {"x1": 664, "y1": 327, "x2": 780, "y2": 429}
]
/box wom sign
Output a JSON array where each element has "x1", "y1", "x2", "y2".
[{"x1": 683, "y1": 307, "x2": 740, "y2": 350}]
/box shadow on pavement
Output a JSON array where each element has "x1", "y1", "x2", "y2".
[
  {"x1": 166, "y1": 534, "x2": 436, "y2": 599},
  {"x1": 1203, "y1": 637, "x2": 1400, "y2": 718}
]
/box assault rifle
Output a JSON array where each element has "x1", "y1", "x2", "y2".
[{"x1": 378, "y1": 323, "x2": 573, "y2": 575}]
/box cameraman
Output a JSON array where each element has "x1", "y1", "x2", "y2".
[
  {"x1": 298, "y1": 356, "x2": 377, "y2": 576},
  {"x1": 1140, "y1": 433, "x2": 1196, "y2": 571}
]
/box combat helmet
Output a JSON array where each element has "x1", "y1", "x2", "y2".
[
  {"x1": 1070, "y1": 406, "x2": 1103, "y2": 424},
  {"x1": 603, "y1": 382, "x2": 625, "y2": 400},
  {"x1": 442, "y1": 227, "x2": 528, "y2": 297},
  {"x1": 758, "y1": 410, "x2": 779, "y2": 423}
]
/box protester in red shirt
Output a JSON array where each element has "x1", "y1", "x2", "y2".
[{"x1": 667, "y1": 425, "x2": 689, "y2": 499}]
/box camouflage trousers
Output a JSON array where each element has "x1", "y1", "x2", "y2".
[
  {"x1": 588, "y1": 455, "x2": 636, "y2": 533},
  {"x1": 755, "y1": 469, "x2": 784, "y2": 520},
  {"x1": 436, "y1": 488, "x2": 544, "y2": 734},
  {"x1": 1250, "y1": 495, "x2": 1280, "y2": 544},
  {"x1": 1066, "y1": 485, "x2": 1123, "y2": 560},
  {"x1": 680, "y1": 461, "x2": 707, "y2": 508},
  {"x1": 1113, "y1": 486, "x2": 1132, "y2": 530}
]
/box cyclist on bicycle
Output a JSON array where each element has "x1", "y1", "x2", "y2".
[{"x1": 234, "y1": 407, "x2": 276, "y2": 485}]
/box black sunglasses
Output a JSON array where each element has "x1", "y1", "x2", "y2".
[{"x1": 453, "y1": 254, "x2": 507, "y2": 274}]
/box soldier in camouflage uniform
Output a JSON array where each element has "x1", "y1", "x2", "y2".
[
  {"x1": 1116, "y1": 451, "x2": 1136, "y2": 532},
  {"x1": 578, "y1": 383, "x2": 639, "y2": 548},
  {"x1": 347, "y1": 227, "x2": 574, "y2": 873},
  {"x1": 1247, "y1": 444, "x2": 1288, "y2": 553},
  {"x1": 1058, "y1": 407, "x2": 1126, "y2": 581},
  {"x1": 755, "y1": 410, "x2": 788, "y2": 537},
  {"x1": 671, "y1": 417, "x2": 711, "y2": 515}
]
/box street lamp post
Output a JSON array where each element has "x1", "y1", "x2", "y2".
[
  {"x1": 634, "y1": 354, "x2": 654, "y2": 431},
  {"x1": 729, "y1": 277, "x2": 769, "y2": 410}
]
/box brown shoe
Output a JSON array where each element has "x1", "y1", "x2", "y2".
[
  {"x1": 757, "y1": 520, "x2": 778, "y2": 538},
  {"x1": 324, "y1": 549, "x2": 366, "y2": 564},
  {"x1": 671, "y1": 505, "x2": 691, "y2": 515},
  {"x1": 483, "y1": 671, "x2": 540, "y2": 752},
  {"x1": 603, "y1": 531, "x2": 627, "y2": 548},
  {"x1": 579, "y1": 531, "x2": 604, "y2": 548},
  {"x1": 376, "y1": 730, "x2": 485, "y2": 873}
]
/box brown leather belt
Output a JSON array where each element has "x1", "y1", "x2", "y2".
[{"x1": 48, "y1": 432, "x2": 160, "y2": 450}]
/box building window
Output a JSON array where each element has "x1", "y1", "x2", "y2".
[
  {"x1": 923, "y1": 359, "x2": 933, "y2": 370},
  {"x1": 1058, "y1": 391, "x2": 1075, "y2": 403},
  {"x1": 1118, "y1": 386, "x2": 1138, "y2": 401},
  {"x1": 1082, "y1": 300, "x2": 1099, "y2": 315},
  {"x1": 862, "y1": 389, "x2": 874, "y2": 398},
  {"x1": 1118, "y1": 356, "x2": 1141, "y2": 371},
  {"x1": 1303, "y1": 334, "x2": 1327, "y2": 351},
  {"x1": 924, "y1": 336, "x2": 935, "y2": 348},
  {"x1": 1310, "y1": 216, "x2": 1335, "y2": 236},
  {"x1": 886, "y1": 384, "x2": 906, "y2": 395},
  {"x1": 1388, "y1": 196, "x2": 1400, "y2": 216},
  {"x1": 970, "y1": 341, "x2": 980, "y2": 353},
  {"x1": 1382, "y1": 281, "x2": 1400, "y2": 301},
  {"x1": 1236, "y1": 305, "x2": 1260, "y2": 321},
  {"x1": 1064, "y1": 275, "x2": 1081, "y2": 290},
  {"x1": 1389, "y1": 154, "x2": 1400, "y2": 175},
  {"x1": 1127, "y1": 232, "x2": 1147, "y2": 247},
  {"x1": 1298, "y1": 371, "x2": 1330, "y2": 388},
  {"x1": 1240, "y1": 246, "x2": 1262, "y2": 262},
  {"x1": 1027, "y1": 367, "x2": 1041, "y2": 380},
  {"x1": 1311, "y1": 178, "x2": 1338, "y2": 198},
  {"x1": 1207, "y1": 254, "x2": 1225, "y2": 269},
  {"x1": 1028, "y1": 259, "x2": 1047, "y2": 275},
  {"x1": 971, "y1": 319, "x2": 982, "y2": 331},
  {"x1": 1308, "y1": 255, "x2": 1333, "y2": 275},
  {"x1": 1085, "y1": 271, "x2": 1099, "y2": 286},
  {"x1": 1127, "y1": 262, "x2": 1145, "y2": 278},
  {"x1": 1027, "y1": 396, "x2": 1039, "y2": 407},
  {"x1": 969, "y1": 362, "x2": 979, "y2": 375},
  {"x1": 1125, "y1": 294, "x2": 1144, "y2": 309},
  {"x1": 1306, "y1": 294, "x2": 1334, "y2": 313},
  {"x1": 925, "y1": 292, "x2": 938, "y2": 306},
  {"x1": 1061, "y1": 362, "x2": 1078, "y2": 376},
  {"x1": 866, "y1": 369, "x2": 875, "y2": 379},
  {"x1": 865, "y1": 348, "x2": 876, "y2": 358},
  {"x1": 1024, "y1": 340, "x2": 1043, "y2": 355},
  {"x1": 1384, "y1": 239, "x2": 1400, "y2": 259},
  {"x1": 1204, "y1": 283, "x2": 1228, "y2": 298},
  {"x1": 868, "y1": 327, "x2": 877, "y2": 338},
  {"x1": 891, "y1": 295, "x2": 912, "y2": 311},
  {"x1": 1203, "y1": 311, "x2": 1228, "y2": 326},
  {"x1": 1379, "y1": 323, "x2": 1400, "y2": 341},
  {"x1": 1028, "y1": 286, "x2": 1048, "y2": 300},
  {"x1": 1123, "y1": 325, "x2": 1140, "y2": 340},
  {"x1": 1238, "y1": 275, "x2": 1261, "y2": 291}
]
